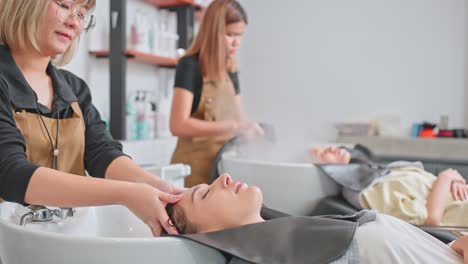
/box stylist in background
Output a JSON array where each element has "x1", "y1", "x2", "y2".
[
  {"x1": 0, "y1": 0, "x2": 182, "y2": 236},
  {"x1": 170, "y1": 0, "x2": 263, "y2": 188}
]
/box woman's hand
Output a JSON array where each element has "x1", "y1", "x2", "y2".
[
  {"x1": 239, "y1": 122, "x2": 264, "y2": 139},
  {"x1": 123, "y1": 183, "x2": 182, "y2": 236},
  {"x1": 450, "y1": 235, "x2": 468, "y2": 263},
  {"x1": 153, "y1": 178, "x2": 185, "y2": 195},
  {"x1": 451, "y1": 182, "x2": 468, "y2": 201},
  {"x1": 438, "y1": 169, "x2": 467, "y2": 201},
  {"x1": 225, "y1": 121, "x2": 264, "y2": 139},
  {"x1": 439, "y1": 168, "x2": 466, "y2": 183},
  {"x1": 309, "y1": 146, "x2": 351, "y2": 164}
]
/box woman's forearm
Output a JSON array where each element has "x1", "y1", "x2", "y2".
[
  {"x1": 105, "y1": 156, "x2": 160, "y2": 186},
  {"x1": 170, "y1": 117, "x2": 233, "y2": 137},
  {"x1": 425, "y1": 175, "x2": 452, "y2": 225},
  {"x1": 24, "y1": 167, "x2": 133, "y2": 207}
]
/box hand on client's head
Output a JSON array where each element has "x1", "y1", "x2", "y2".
[
  {"x1": 164, "y1": 201, "x2": 196, "y2": 235},
  {"x1": 124, "y1": 184, "x2": 182, "y2": 237},
  {"x1": 164, "y1": 174, "x2": 264, "y2": 235},
  {"x1": 154, "y1": 178, "x2": 186, "y2": 196}
]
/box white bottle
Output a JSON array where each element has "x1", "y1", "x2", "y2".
[
  {"x1": 168, "y1": 33, "x2": 179, "y2": 58},
  {"x1": 156, "y1": 96, "x2": 171, "y2": 138},
  {"x1": 152, "y1": 21, "x2": 160, "y2": 55},
  {"x1": 134, "y1": 10, "x2": 149, "y2": 53},
  {"x1": 130, "y1": 15, "x2": 140, "y2": 50}
]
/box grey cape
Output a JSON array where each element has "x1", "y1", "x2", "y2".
[
  {"x1": 170, "y1": 209, "x2": 376, "y2": 264},
  {"x1": 316, "y1": 145, "x2": 423, "y2": 192}
]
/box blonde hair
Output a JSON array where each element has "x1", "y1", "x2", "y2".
[
  {"x1": 0, "y1": 0, "x2": 96, "y2": 66},
  {"x1": 185, "y1": 0, "x2": 248, "y2": 81}
]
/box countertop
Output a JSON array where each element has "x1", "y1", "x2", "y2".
[{"x1": 337, "y1": 136, "x2": 468, "y2": 162}]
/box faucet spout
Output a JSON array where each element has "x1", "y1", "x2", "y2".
[
  {"x1": 19, "y1": 212, "x2": 34, "y2": 226},
  {"x1": 18, "y1": 205, "x2": 75, "y2": 226},
  {"x1": 53, "y1": 208, "x2": 76, "y2": 219}
]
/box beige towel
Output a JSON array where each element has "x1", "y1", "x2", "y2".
[{"x1": 360, "y1": 166, "x2": 468, "y2": 226}]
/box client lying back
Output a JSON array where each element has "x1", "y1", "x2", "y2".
[{"x1": 163, "y1": 174, "x2": 466, "y2": 264}]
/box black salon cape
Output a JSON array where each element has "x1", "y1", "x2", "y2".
[{"x1": 169, "y1": 208, "x2": 376, "y2": 264}]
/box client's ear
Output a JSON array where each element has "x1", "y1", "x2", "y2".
[
  {"x1": 165, "y1": 218, "x2": 179, "y2": 234},
  {"x1": 167, "y1": 218, "x2": 175, "y2": 228}
]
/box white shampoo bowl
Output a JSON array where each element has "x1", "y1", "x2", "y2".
[
  {"x1": 0, "y1": 202, "x2": 225, "y2": 264},
  {"x1": 219, "y1": 154, "x2": 341, "y2": 215}
]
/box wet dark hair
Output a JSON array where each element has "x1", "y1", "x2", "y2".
[{"x1": 162, "y1": 203, "x2": 198, "y2": 235}]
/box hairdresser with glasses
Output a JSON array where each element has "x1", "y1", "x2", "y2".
[
  {"x1": 0, "y1": 0, "x2": 183, "y2": 236},
  {"x1": 170, "y1": 0, "x2": 264, "y2": 188}
]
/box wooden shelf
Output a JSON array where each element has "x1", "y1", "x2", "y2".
[
  {"x1": 143, "y1": 0, "x2": 202, "y2": 9},
  {"x1": 89, "y1": 50, "x2": 178, "y2": 67}
]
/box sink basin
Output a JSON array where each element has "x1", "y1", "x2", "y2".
[{"x1": 0, "y1": 202, "x2": 224, "y2": 264}]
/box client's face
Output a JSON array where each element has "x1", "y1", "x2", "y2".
[{"x1": 177, "y1": 174, "x2": 263, "y2": 233}]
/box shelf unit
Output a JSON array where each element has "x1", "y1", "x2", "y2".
[
  {"x1": 143, "y1": 0, "x2": 202, "y2": 9},
  {"x1": 106, "y1": 0, "x2": 199, "y2": 140},
  {"x1": 89, "y1": 50, "x2": 178, "y2": 67}
]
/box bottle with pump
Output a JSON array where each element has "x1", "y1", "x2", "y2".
[
  {"x1": 125, "y1": 93, "x2": 138, "y2": 140},
  {"x1": 136, "y1": 91, "x2": 150, "y2": 140},
  {"x1": 147, "y1": 93, "x2": 157, "y2": 139}
]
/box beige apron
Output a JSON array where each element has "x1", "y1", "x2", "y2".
[
  {"x1": 13, "y1": 101, "x2": 86, "y2": 174},
  {"x1": 171, "y1": 76, "x2": 241, "y2": 187},
  {"x1": 0, "y1": 102, "x2": 86, "y2": 202}
]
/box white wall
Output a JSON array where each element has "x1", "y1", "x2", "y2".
[
  {"x1": 64, "y1": 0, "x2": 467, "y2": 145},
  {"x1": 238, "y1": 0, "x2": 466, "y2": 143},
  {"x1": 465, "y1": 0, "x2": 468, "y2": 128}
]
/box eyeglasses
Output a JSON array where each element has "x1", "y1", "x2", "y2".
[{"x1": 54, "y1": 0, "x2": 95, "y2": 32}]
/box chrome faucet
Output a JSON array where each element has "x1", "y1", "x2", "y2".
[{"x1": 19, "y1": 205, "x2": 75, "y2": 226}]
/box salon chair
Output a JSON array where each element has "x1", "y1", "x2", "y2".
[{"x1": 212, "y1": 136, "x2": 460, "y2": 244}]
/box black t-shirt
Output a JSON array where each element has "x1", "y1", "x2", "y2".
[
  {"x1": 174, "y1": 55, "x2": 240, "y2": 114},
  {"x1": 0, "y1": 45, "x2": 125, "y2": 205}
]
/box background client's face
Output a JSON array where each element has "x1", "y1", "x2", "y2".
[{"x1": 177, "y1": 174, "x2": 263, "y2": 233}]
